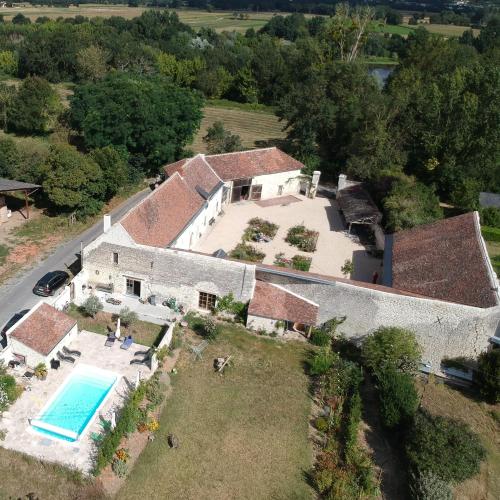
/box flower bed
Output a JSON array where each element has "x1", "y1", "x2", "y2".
[
  {"x1": 274, "y1": 252, "x2": 312, "y2": 272},
  {"x1": 285, "y1": 225, "x2": 318, "y2": 252},
  {"x1": 229, "y1": 243, "x2": 265, "y2": 263},
  {"x1": 243, "y1": 217, "x2": 279, "y2": 242}
]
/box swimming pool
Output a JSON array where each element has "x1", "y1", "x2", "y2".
[{"x1": 31, "y1": 365, "x2": 118, "y2": 442}]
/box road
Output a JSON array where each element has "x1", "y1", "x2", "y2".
[{"x1": 0, "y1": 188, "x2": 151, "y2": 329}]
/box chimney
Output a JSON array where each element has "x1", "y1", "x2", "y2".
[
  {"x1": 103, "y1": 214, "x2": 111, "y2": 233},
  {"x1": 338, "y1": 173, "x2": 347, "y2": 193},
  {"x1": 309, "y1": 170, "x2": 321, "y2": 198}
]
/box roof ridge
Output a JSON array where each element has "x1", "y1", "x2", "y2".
[
  {"x1": 205, "y1": 147, "x2": 277, "y2": 159},
  {"x1": 265, "y1": 281, "x2": 320, "y2": 307}
]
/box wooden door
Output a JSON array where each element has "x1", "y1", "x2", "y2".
[{"x1": 250, "y1": 185, "x2": 262, "y2": 200}]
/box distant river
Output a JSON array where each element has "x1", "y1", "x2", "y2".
[{"x1": 368, "y1": 65, "x2": 396, "y2": 87}]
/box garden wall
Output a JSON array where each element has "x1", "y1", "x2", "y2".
[{"x1": 256, "y1": 268, "x2": 500, "y2": 375}]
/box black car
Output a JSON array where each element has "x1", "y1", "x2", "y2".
[
  {"x1": 1, "y1": 309, "x2": 29, "y2": 336},
  {"x1": 33, "y1": 271, "x2": 69, "y2": 296}
]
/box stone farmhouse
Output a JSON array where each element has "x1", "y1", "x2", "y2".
[{"x1": 75, "y1": 147, "x2": 500, "y2": 379}]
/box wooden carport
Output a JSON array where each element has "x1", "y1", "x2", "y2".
[{"x1": 0, "y1": 178, "x2": 40, "y2": 219}]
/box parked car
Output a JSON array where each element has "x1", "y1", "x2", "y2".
[
  {"x1": 33, "y1": 271, "x2": 69, "y2": 297},
  {"x1": 1, "y1": 309, "x2": 29, "y2": 336}
]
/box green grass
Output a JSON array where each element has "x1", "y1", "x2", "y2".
[
  {"x1": 119, "y1": 324, "x2": 313, "y2": 499},
  {"x1": 190, "y1": 105, "x2": 286, "y2": 153},
  {"x1": 482, "y1": 226, "x2": 500, "y2": 243},
  {"x1": 66, "y1": 305, "x2": 164, "y2": 347},
  {"x1": 370, "y1": 22, "x2": 414, "y2": 36},
  {"x1": 0, "y1": 244, "x2": 9, "y2": 266},
  {"x1": 359, "y1": 56, "x2": 399, "y2": 66},
  {"x1": 208, "y1": 98, "x2": 277, "y2": 115}
]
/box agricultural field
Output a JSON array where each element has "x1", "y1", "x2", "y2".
[
  {"x1": 118, "y1": 324, "x2": 313, "y2": 499},
  {"x1": 190, "y1": 104, "x2": 286, "y2": 153}
]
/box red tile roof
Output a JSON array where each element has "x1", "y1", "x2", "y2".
[
  {"x1": 391, "y1": 212, "x2": 499, "y2": 308},
  {"x1": 10, "y1": 303, "x2": 76, "y2": 356},
  {"x1": 164, "y1": 155, "x2": 221, "y2": 196},
  {"x1": 248, "y1": 280, "x2": 319, "y2": 325},
  {"x1": 205, "y1": 147, "x2": 304, "y2": 181},
  {"x1": 122, "y1": 173, "x2": 204, "y2": 248}
]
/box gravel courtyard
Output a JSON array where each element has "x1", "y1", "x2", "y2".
[{"x1": 194, "y1": 194, "x2": 381, "y2": 282}]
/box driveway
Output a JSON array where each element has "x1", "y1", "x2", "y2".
[
  {"x1": 0, "y1": 188, "x2": 151, "y2": 330},
  {"x1": 194, "y1": 194, "x2": 382, "y2": 280}
]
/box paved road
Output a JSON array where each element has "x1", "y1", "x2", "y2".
[{"x1": 0, "y1": 188, "x2": 151, "y2": 329}]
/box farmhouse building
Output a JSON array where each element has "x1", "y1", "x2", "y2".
[{"x1": 75, "y1": 148, "x2": 500, "y2": 378}]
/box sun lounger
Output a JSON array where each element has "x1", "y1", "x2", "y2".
[
  {"x1": 63, "y1": 346, "x2": 81, "y2": 357},
  {"x1": 130, "y1": 357, "x2": 150, "y2": 366},
  {"x1": 120, "y1": 336, "x2": 133, "y2": 350},
  {"x1": 105, "y1": 336, "x2": 116, "y2": 347},
  {"x1": 90, "y1": 432, "x2": 103, "y2": 443},
  {"x1": 57, "y1": 351, "x2": 75, "y2": 364}
]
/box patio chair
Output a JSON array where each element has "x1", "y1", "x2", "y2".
[
  {"x1": 120, "y1": 336, "x2": 133, "y2": 350},
  {"x1": 105, "y1": 335, "x2": 116, "y2": 347},
  {"x1": 63, "y1": 346, "x2": 81, "y2": 357},
  {"x1": 190, "y1": 340, "x2": 209, "y2": 360},
  {"x1": 22, "y1": 371, "x2": 34, "y2": 383},
  {"x1": 57, "y1": 351, "x2": 75, "y2": 364},
  {"x1": 130, "y1": 357, "x2": 150, "y2": 366}
]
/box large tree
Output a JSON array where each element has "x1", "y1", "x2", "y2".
[{"x1": 69, "y1": 72, "x2": 203, "y2": 173}]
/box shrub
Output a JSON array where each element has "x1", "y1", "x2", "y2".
[
  {"x1": 0, "y1": 373, "x2": 21, "y2": 403},
  {"x1": 202, "y1": 317, "x2": 220, "y2": 341},
  {"x1": 314, "y1": 416, "x2": 329, "y2": 432},
  {"x1": 81, "y1": 295, "x2": 103, "y2": 318},
  {"x1": 309, "y1": 348, "x2": 338, "y2": 376},
  {"x1": 409, "y1": 469, "x2": 453, "y2": 500},
  {"x1": 115, "y1": 448, "x2": 129, "y2": 462},
  {"x1": 112, "y1": 458, "x2": 128, "y2": 478},
  {"x1": 476, "y1": 349, "x2": 500, "y2": 403},
  {"x1": 340, "y1": 259, "x2": 354, "y2": 277},
  {"x1": 377, "y1": 368, "x2": 419, "y2": 428},
  {"x1": 229, "y1": 243, "x2": 265, "y2": 262},
  {"x1": 362, "y1": 326, "x2": 423, "y2": 375},
  {"x1": 406, "y1": 411, "x2": 486, "y2": 484},
  {"x1": 310, "y1": 328, "x2": 331, "y2": 347},
  {"x1": 344, "y1": 391, "x2": 362, "y2": 457},
  {"x1": 291, "y1": 254, "x2": 312, "y2": 271},
  {"x1": 215, "y1": 293, "x2": 247, "y2": 322},
  {"x1": 481, "y1": 226, "x2": 500, "y2": 242},
  {"x1": 480, "y1": 207, "x2": 500, "y2": 228},
  {"x1": 119, "y1": 307, "x2": 138, "y2": 328},
  {"x1": 285, "y1": 224, "x2": 318, "y2": 252},
  {"x1": 243, "y1": 218, "x2": 279, "y2": 241}
]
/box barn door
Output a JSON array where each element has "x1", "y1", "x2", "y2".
[{"x1": 250, "y1": 185, "x2": 262, "y2": 200}]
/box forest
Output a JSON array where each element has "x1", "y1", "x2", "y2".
[{"x1": 0, "y1": 6, "x2": 497, "y2": 230}]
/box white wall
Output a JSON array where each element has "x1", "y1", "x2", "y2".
[
  {"x1": 172, "y1": 187, "x2": 223, "y2": 250},
  {"x1": 251, "y1": 170, "x2": 302, "y2": 200}
]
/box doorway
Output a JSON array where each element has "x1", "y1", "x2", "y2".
[{"x1": 126, "y1": 278, "x2": 141, "y2": 297}]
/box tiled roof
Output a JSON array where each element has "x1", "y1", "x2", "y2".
[
  {"x1": 10, "y1": 303, "x2": 76, "y2": 356},
  {"x1": 248, "y1": 280, "x2": 319, "y2": 325},
  {"x1": 164, "y1": 155, "x2": 221, "y2": 196},
  {"x1": 122, "y1": 173, "x2": 204, "y2": 248},
  {"x1": 205, "y1": 147, "x2": 304, "y2": 181},
  {"x1": 391, "y1": 212, "x2": 499, "y2": 308}
]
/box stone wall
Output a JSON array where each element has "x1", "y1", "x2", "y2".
[
  {"x1": 84, "y1": 242, "x2": 256, "y2": 310},
  {"x1": 257, "y1": 269, "x2": 500, "y2": 374}
]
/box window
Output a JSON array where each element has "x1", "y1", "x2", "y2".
[
  {"x1": 113, "y1": 252, "x2": 119, "y2": 264},
  {"x1": 198, "y1": 291, "x2": 217, "y2": 310}
]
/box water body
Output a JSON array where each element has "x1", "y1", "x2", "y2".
[{"x1": 369, "y1": 65, "x2": 396, "y2": 87}]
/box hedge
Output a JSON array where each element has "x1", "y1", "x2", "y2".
[{"x1": 481, "y1": 226, "x2": 500, "y2": 242}]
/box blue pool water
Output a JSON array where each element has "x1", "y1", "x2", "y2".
[{"x1": 31, "y1": 367, "x2": 117, "y2": 442}]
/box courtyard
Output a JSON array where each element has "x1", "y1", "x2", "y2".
[
  {"x1": 1, "y1": 330, "x2": 154, "y2": 473},
  {"x1": 194, "y1": 194, "x2": 382, "y2": 282}
]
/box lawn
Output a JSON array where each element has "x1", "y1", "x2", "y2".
[
  {"x1": 418, "y1": 379, "x2": 500, "y2": 499},
  {"x1": 190, "y1": 105, "x2": 286, "y2": 153},
  {"x1": 66, "y1": 305, "x2": 165, "y2": 347},
  {"x1": 118, "y1": 324, "x2": 314, "y2": 499},
  {"x1": 486, "y1": 241, "x2": 500, "y2": 275}
]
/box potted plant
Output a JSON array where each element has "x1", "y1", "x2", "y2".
[{"x1": 34, "y1": 363, "x2": 48, "y2": 381}]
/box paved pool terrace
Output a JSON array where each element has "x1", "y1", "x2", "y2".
[{"x1": 0, "y1": 330, "x2": 154, "y2": 473}]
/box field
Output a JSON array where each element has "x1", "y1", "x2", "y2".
[
  {"x1": 418, "y1": 379, "x2": 500, "y2": 499},
  {"x1": 118, "y1": 324, "x2": 313, "y2": 499},
  {"x1": 486, "y1": 241, "x2": 500, "y2": 275},
  {"x1": 190, "y1": 104, "x2": 286, "y2": 153},
  {"x1": 0, "y1": 5, "x2": 480, "y2": 36}
]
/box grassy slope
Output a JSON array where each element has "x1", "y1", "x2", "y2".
[
  {"x1": 119, "y1": 325, "x2": 313, "y2": 500},
  {"x1": 418, "y1": 379, "x2": 500, "y2": 499},
  {"x1": 190, "y1": 105, "x2": 286, "y2": 153}
]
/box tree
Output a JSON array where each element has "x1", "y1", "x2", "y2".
[
  {"x1": 81, "y1": 296, "x2": 103, "y2": 318},
  {"x1": 70, "y1": 73, "x2": 203, "y2": 174},
  {"x1": 383, "y1": 179, "x2": 443, "y2": 232},
  {"x1": 476, "y1": 349, "x2": 500, "y2": 403},
  {"x1": 406, "y1": 411, "x2": 486, "y2": 484},
  {"x1": 0, "y1": 137, "x2": 19, "y2": 178},
  {"x1": 119, "y1": 307, "x2": 138, "y2": 328},
  {"x1": 7, "y1": 76, "x2": 61, "y2": 135},
  {"x1": 42, "y1": 144, "x2": 105, "y2": 217},
  {"x1": 362, "y1": 326, "x2": 423, "y2": 375},
  {"x1": 12, "y1": 13, "x2": 30, "y2": 25},
  {"x1": 203, "y1": 121, "x2": 242, "y2": 154},
  {"x1": 377, "y1": 368, "x2": 419, "y2": 428},
  {"x1": 76, "y1": 45, "x2": 109, "y2": 82},
  {"x1": 90, "y1": 146, "x2": 130, "y2": 199},
  {"x1": 0, "y1": 83, "x2": 14, "y2": 131},
  {"x1": 0, "y1": 51, "x2": 18, "y2": 77}
]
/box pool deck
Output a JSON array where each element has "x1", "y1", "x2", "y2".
[{"x1": 0, "y1": 330, "x2": 154, "y2": 473}]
